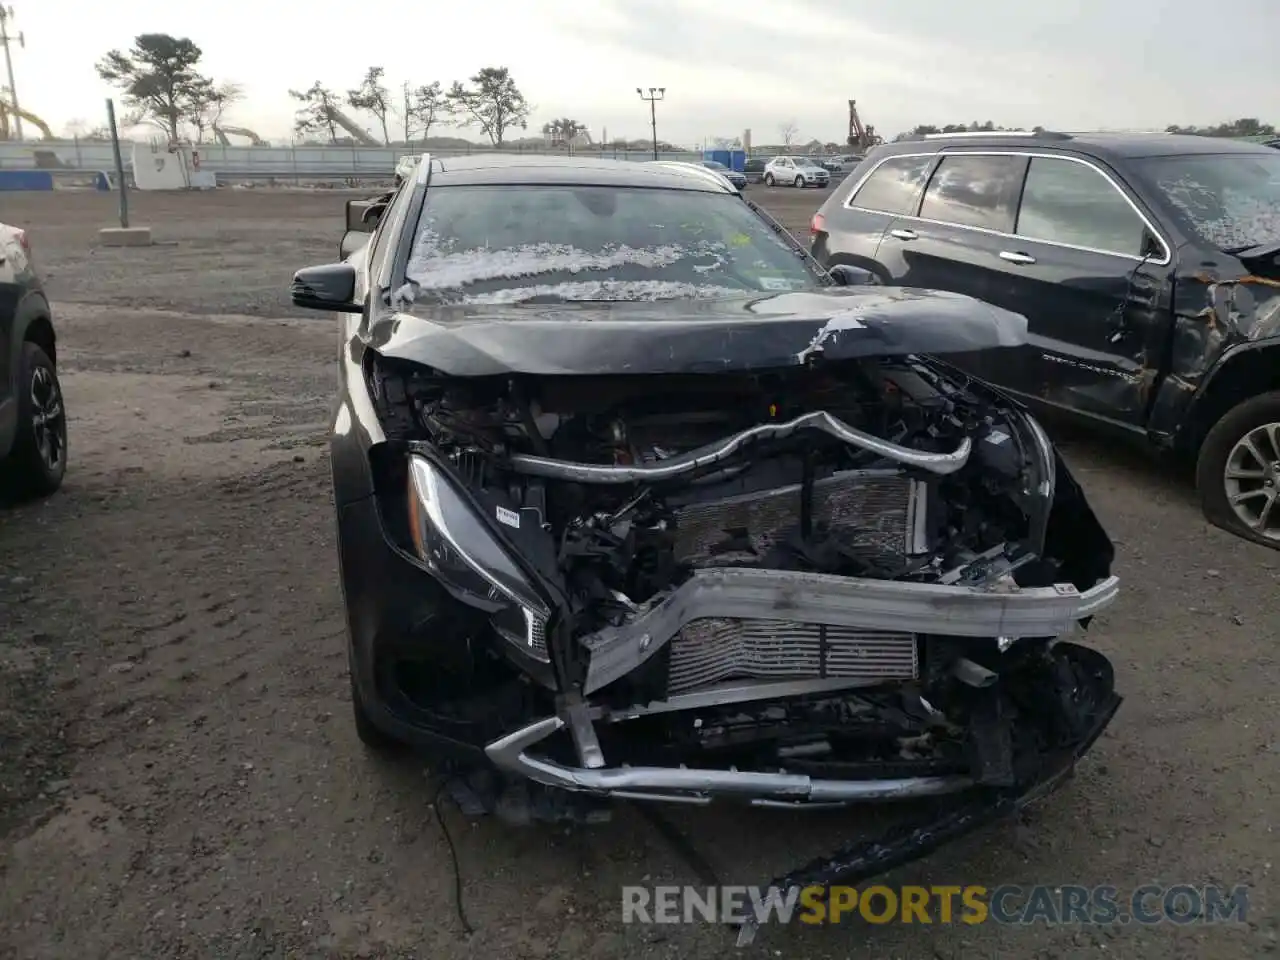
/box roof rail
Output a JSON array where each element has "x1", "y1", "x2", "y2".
[
  {"x1": 922, "y1": 130, "x2": 1072, "y2": 141},
  {"x1": 414, "y1": 152, "x2": 432, "y2": 185},
  {"x1": 647, "y1": 159, "x2": 734, "y2": 190}
]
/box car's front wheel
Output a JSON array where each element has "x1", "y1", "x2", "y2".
[
  {"x1": 764, "y1": 173, "x2": 775, "y2": 186},
  {"x1": 1, "y1": 342, "x2": 67, "y2": 500},
  {"x1": 794, "y1": 175, "x2": 805, "y2": 188},
  {"x1": 1196, "y1": 390, "x2": 1280, "y2": 548}
]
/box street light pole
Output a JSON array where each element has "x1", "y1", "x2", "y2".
[{"x1": 636, "y1": 86, "x2": 665, "y2": 161}]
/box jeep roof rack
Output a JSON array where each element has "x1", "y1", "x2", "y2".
[{"x1": 921, "y1": 129, "x2": 1073, "y2": 140}]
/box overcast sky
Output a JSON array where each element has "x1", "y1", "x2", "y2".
[{"x1": 9, "y1": 0, "x2": 1278, "y2": 145}]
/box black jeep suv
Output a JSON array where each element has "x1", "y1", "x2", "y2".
[{"x1": 811, "y1": 131, "x2": 1280, "y2": 550}]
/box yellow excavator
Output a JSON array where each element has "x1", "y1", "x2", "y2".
[
  {"x1": 0, "y1": 97, "x2": 52, "y2": 140},
  {"x1": 847, "y1": 100, "x2": 883, "y2": 152}
]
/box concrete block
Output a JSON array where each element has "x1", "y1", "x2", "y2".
[{"x1": 99, "y1": 227, "x2": 153, "y2": 247}]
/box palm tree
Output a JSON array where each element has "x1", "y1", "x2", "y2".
[{"x1": 557, "y1": 118, "x2": 582, "y2": 143}]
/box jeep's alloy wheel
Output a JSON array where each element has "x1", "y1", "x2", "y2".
[{"x1": 1223, "y1": 421, "x2": 1280, "y2": 539}]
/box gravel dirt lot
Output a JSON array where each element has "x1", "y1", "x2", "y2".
[{"x1": 0, "y1": 184, "x2": 1276, "y2": 960}]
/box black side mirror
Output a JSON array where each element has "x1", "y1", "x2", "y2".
[
  {"x1": 345, "y1": 198, "x2": 387, "y2": 234},
  {"x1": 829, "y1": 263, "x2": 879, "y2": 286},
  {"x1": 291, "y1": 263, "x2": 362, "y2": 313}
]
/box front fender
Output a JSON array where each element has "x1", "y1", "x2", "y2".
[
  {"x1": 1, "y1": 290, "x2": 53, "y2": 457},
  {"x1": 8, "y1": 289, "x2": 52, "y2": 372},
  {"x1": 330, "y1": 323, "x2": 386, "y2": 507}
]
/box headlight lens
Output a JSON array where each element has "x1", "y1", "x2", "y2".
[{"x1": 406, "y1": 456, "x2": 549, "y2": 623}]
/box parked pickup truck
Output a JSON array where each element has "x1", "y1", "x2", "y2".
[{"x1": 811, "y1": 131, "x2": 1280, "y2": 549}]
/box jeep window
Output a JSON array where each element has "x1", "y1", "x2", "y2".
[
  {"x1": 848, "y1": 155, "x2": 934, "y2": 215},
  {"x1": 1015, "y1": 157, "x2": 1148, "y2": 257},
  {"x1": 918, "y1": 154, "x2": 1026, "y2": 232},
  {"x1": 404, "y1": 184, "x2": 828, "y2": 303},
  {"x1": 1133, "y1": 152, "x2": 1280, "y2": 253}
]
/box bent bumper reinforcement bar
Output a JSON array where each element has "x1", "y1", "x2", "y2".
[
  {"x1": 485, "y1": 714, "x2": 976, "y2": 804},
  {"x1": 579, "y1": 567, "x2": 1122, "y2": 693}
]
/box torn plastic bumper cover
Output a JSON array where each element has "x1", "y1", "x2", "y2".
[
  {"x1": 486, "y1": 570, "x2": 1120, "y2": 803},
  {"x1": 733, "y1": 647, "x2": 1121, "y2": 944}
]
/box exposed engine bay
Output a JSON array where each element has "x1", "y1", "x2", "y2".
[
  {"x1": 371, "y1": 351, "x2": 1066, "y2": 606},
  {"x1": 364, "y1": 348, "x2": 1118, "y2": 820}
]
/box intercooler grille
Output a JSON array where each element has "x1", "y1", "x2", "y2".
[
  {"x1": 667, "y1": 618, "x2": 918, "y2": 695},
  {"x1": 671, "y1": 468, "x2": 923, "y2": 566}
]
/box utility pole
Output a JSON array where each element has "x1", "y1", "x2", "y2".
[
  {"x1": 402, "y1": 81, "x2": 412, "y2": 144},
  {"x1": 637, "y1": 86, "x2": 664, "y2": 161},
  {"x1": 0, "y1": 5, "x2": 24, "y2": 140}
]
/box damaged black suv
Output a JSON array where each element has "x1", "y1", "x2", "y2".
[
  {"x1": 292, "y1": 154, "x2": 1121, "y2": 896},
  {"x1": 812, "y1": 132, "x2": 1280, "y2": 550}
]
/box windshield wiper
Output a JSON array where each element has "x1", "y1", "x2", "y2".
[{"x1": 1225, "y1": 241, "x2": 1280, "y2": 259}]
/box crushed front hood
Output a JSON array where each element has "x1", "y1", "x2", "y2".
[{"x1": 368, "y1": 287, "x2": 1028, "y2": 376}]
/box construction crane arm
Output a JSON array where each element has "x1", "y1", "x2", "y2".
[
  {"x1": 322, "y1": 106, "x2": 380, "y2": 147},
  {"x1": 0, "y1": 99, "x2": 53, "y2": 140}
]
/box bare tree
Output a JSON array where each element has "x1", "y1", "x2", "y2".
[
  {"x1": 184, "y1": 80, "x2": 243, "y2": 142},
  {"x1": 64, "y1": 118, "x2": 112, "y2": 141},
  {"x1": 405, "y1": 81, "x2": 449, "y2": 143},
  {"x1": 446, "y1": 67, "x2": 530, "y2": 147},
  {"x1": 289, "y1": 82, "x2": 342, "y2": 142},
  {"x1": 348, "y1": 67, "x2": 392, "y2": 145},
  {"x1": 779, "y1": 119, "x2": 800, "y2": 149}
]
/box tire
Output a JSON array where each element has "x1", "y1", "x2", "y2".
[
  {"x1": 764, "y1": 173, "x2": 775, "y2": 186},
  {"x1": 794, "y1": 175, "x2": 805, "y2": 188},
  {"x1": 1195, "y1": 390, "x2": 1280, "y2": 548},
  {"x1": 0, "y1": 342, "x2": 67, "y2": 500}
]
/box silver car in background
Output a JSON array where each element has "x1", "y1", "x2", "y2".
[{"x1": 763, "y1": 156, "x2": 830, "y2": 188}]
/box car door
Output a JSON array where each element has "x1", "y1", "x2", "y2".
[
  {"x1": 812, "y1": 152, "x2": 936, "y2": 274},
  {"x1": 990, "y1": 154, "x2": 1173, "y2": 427},
  {"x1": 876, "y1": 152, "x2": 1032, "y2": 386}
]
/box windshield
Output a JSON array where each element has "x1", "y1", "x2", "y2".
[
  {"x1": 404, "y1": 184, "x2": 826, "y2": 304},
  {"x1": 1134, "y1": 153, "x2": 1280, "y2": 253},
  {"x1": 702, "y1": 161, "x2": 727, "y2": 170}
]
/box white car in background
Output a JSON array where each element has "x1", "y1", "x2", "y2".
[{"x1": 762, "y1": 156, "x2": 830, "y2": 188}]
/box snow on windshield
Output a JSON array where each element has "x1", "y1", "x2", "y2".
[
  {"x1": 1141, "y1": 156, "x2": 1280, "y2": 252},
  {"x1": 462, "y1": 280, "x2": 747, "y2": 304},
  {"x1": 406, "y1": 234, "x2": 691, "y2": 290},
  {"x1": 400, "y1": 184, "x2": 819, "y2": 304}
]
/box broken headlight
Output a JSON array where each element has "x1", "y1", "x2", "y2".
[{"x1": 406, "y1": 457, "x2": 550, "y2": 647}]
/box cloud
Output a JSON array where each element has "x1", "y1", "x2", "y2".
[{"x1": 18, "y1": 0, "x2": 1280, "y2": 144}]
